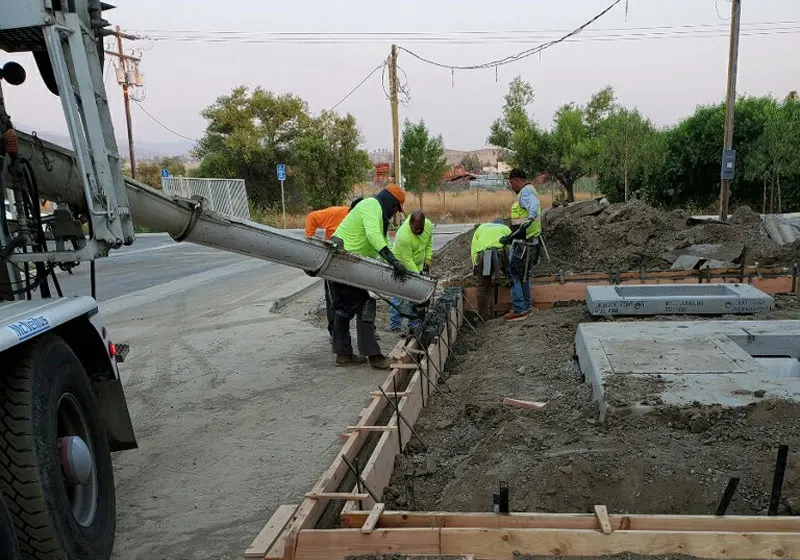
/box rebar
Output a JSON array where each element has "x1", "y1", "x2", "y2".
[{"x1": 378, "y1": 386, "x2": 427, "y2": 450}]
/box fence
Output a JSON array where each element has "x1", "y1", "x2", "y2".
[{"x1": 161, "y1": 177, "x2": 251, "y2": 221}]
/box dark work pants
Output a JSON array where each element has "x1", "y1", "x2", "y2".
[
  {"x1": 323, "y1": 280, "x2": 334, "y2": 338},
  {"x1": 328, "y1": 280, "x2": 381, "y2": 358}
]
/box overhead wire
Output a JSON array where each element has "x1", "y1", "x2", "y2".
[
  {"x1": 328, "y1": 61, "x2": 386, "y2": 111},
  {"x1": 132, "y1": 100, "x2": 199, "y2": 143}
]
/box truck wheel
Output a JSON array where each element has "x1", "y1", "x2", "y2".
[
  {"x1": 0, "y1": 333, "x2": 116, "y2": 560},
  {"x1": 0, "y1": 496, "x2": 21, "y2": 560}
]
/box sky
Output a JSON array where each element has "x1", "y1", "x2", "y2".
[{"x1": 1, "y1": 0, "x2": 798, "y2": 153}]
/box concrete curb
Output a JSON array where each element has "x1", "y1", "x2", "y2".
[{"x1": 270, "y1": 278, "x2": 322, "y2": 313}]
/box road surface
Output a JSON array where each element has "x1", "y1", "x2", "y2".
[{"x1": 90, "y1": 226, "x2": 470, "y2": 559}]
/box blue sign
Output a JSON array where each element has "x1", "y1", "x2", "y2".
[
  {"x1": 277, "y1": 163, "x2": 286, "y2": 181},
  {"x1": 161, "y1": 168, "x2": 170, "y2": 178}
]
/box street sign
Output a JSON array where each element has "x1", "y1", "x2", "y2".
[
  {"x1": 161, "y1": 168, "x2": 170, "y2": 178},
  {"x1": 277, "y1": 163, "x2": 286, "y2": 181}
]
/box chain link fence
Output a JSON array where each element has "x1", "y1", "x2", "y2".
[{"x1": 161, "y1": 177, "x2": 251, "y2": 221}]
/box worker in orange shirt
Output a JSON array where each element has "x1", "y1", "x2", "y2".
[{"x1": 305, "y1": 198, "x2": 363, "y2": 341}]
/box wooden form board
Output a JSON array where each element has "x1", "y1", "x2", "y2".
[
  {"x1": 293, "y1": 526, "x2": 800, "y2": 560},
  {"x1": 340, "y1": 509, "x2": 800, "y2": 533},
  {"x1": 252, "y1": 299, "x2": 464, "y2": 560},
  {"x1": 462, "y1": 269, "x2": 798, "y2": 313}
]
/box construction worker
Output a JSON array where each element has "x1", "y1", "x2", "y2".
[
  {"x1": 329, "y1": 185, "x2": 408, "y2": 369},
  {"x1": 470, "y1": 219, "x2": 512, "y2": 320},
  {"x1": 501, "y1": 168, "x2": 542, "y2": 321},
  {"x1": 389, "y1": 210, "x2": 433, "y2": 334},
  {"x1": 304, "y1": 198, "x2": 363, "y2": 341}
]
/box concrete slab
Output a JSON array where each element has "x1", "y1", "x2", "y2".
[
  {"x1": 575, "y1": 320, "x2": 800, "y2": 420},
  {"x1": 585, "y1": 283, "x2": 773, "y2": 316}
]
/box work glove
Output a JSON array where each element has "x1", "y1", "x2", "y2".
[
  {"x1": 422, "y1": 262, "x2": 431, "y2": 275},
  {"x1": 378, "y1": 247, "x2": 409, "y2": 280},
  {"x1": 499, "y1": 235, "x2": 510, "y2": 246}
]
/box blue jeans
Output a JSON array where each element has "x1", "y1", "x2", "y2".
[
  {"x1": 509, "y1": 277, "x2": 531, "y2": 313},
  {"x1": 389, "y1": 297, "x2": 420, "y2": 331},
  {"x1": 508, "y1": 243, "x2": 536, "y2": 313}
]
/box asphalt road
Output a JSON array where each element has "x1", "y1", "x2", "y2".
[{"x1": 54, "y1": 226, "x2": 471, "y2": 303}]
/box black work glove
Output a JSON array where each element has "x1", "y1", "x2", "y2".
[
  {"x1": 499, "y1": 235, "x2": 510, "y2": 246},
  {"x1": 422, "y1": 263, "x2": 431, "y2": 275},
  {"x1": 378, "y1": 247, "x2": 409, "y2": 280}
]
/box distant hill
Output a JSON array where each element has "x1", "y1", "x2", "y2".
[
  {"x1": 17, "y1": 126, "x2": 196, "y2": 160},
  {"x1": 368, "y1": 147, "x2": 503, "y2": 168}
]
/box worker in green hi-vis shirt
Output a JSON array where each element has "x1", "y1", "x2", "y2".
[
  {"x1": 389, "y1": 210, "x2": 433, "y2": 334},
  {"x1": 471, "y1": 219, "x2": 511, "y2": 320}
]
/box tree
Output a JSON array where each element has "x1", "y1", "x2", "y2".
[
  {"x1": 460, "y1": 153, "x2": 482, "y2": 173},
  {"x1": 594, "y1": 108, "x2": 664, "y2": 203},
  {"x1": 193, "y1": 86, "x2": 310, "y2": 209},
  {"x1": 400, "y1": 119, "x2": 448, "y2": 209},
  {"x1": 123, "y1": 156, "x2": 186, "y2": 189},
  {"x1": 488, "y1": 76, "x2": 542, "y2": 177},
  {"x1": 293, "y1": 111, "x2": 371, "y2": 209}
]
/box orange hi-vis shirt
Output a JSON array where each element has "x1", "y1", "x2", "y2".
[{"x1": 305, "y1": 206, "x2": 350, "y2": 239}]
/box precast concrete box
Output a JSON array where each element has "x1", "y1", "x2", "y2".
[{"x1": 585, "y1": 283, "x2": 773, "y2": 316}]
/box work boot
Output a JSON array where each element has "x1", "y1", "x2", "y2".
[
  {"x1": 368, "y1": 354, "x2": 392, "y2": 370},
  {"x1": 504, "y1": 310, "x2": 529, "y2": 322},
  {"x1": 335, "y1": 354, "x2": 367, "y2": 367}
]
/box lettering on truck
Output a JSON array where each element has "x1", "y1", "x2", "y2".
[{"x1": 7, "y1": 315, "x2": 51, "y2": 341}]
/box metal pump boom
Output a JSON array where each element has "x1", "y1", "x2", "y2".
[{"x1": 9, "y1": 132, "x2": 437, "y2": 303}]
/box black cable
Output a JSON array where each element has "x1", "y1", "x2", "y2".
[
  {"x1": 329, "y1": 62, "x2": 386, "y2": 111},
  {"x1": 397, "y1": 0, "x2": 625, "y2": 71}
]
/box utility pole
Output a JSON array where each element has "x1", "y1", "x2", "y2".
[
  {"x1": 106, "y1": 26, "x2": 141, "y2": 178},
  {"x1": 719, "y1": 0, "x2": 741, "y2": 221},
  {"x1": 389, "y1": 44, "x2": 401, "y2": 187}
]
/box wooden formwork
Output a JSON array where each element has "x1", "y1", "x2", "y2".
[
  {"x1": 457, "y1": 264, "x2": 800, "y2": 314},
  {"x1": 246, "y1": 292, "x2": 800, "y2": 560}
]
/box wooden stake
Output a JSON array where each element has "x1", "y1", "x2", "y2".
[
  {"x1": 361, "y1": 503, "x2": 385, "y2": 534},
  {"x1": 594, "y1": 505, "x2": 612, "y2": 534}
]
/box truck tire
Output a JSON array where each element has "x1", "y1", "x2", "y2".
[
  {"x1": 0, "y1": 333, "x2": 116, "y2": 560},
  {"x1": 0, "y1": 496, "x2": 22, "y2": 560}
]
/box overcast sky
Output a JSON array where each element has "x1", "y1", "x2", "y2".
[{"x1": 1, "y1": 0, "x2": 798, "y2": 152}]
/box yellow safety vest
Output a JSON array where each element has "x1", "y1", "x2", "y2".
[{"x1": 510, "y1": 186, "x2": 542, "y2": 239}]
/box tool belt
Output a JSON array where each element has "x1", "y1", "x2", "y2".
[
  {"x1": 474, "y1": 248, "x2": 508, "y2": 282},
  {"x1": 509, "y1": 238, "x2": 540, "y2": 280}
]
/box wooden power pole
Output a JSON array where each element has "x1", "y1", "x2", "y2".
[
  {"x1": 719, "y1": 0, "x2": 742, "y2": 221},
  {"x1": 106, "y1": 26, "x2": 140, "y2": 178},
  {"x1": 389, "y1": 44, "x2": 401, "y2": 187}
]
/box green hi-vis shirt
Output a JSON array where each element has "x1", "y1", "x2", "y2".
[
  {"x1": 392, "y1": 216, "x2": 433, "y2": 274},
  {"x1": 333, "y1": 197, "x2": 389, "y2": 259},
  {"x1": 470, "y1": 223, "x2": 512, "y2": 266}
]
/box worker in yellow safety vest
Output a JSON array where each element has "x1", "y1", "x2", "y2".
[
  {"x1": 389, "y1": 210, "x2": 433, "y2": 334},
  {"x1": 330, "y1": 184, "x2": 408, "y2": 369},
  {"x1": 500, "y1": 168, "x2": 542, "y2": 322},
  {"x1": 470, "y1": 219, "x2": 512, "y2": 320},
  {"x1": 304, "y1": 197, "x2": 363, "y2": 342}
]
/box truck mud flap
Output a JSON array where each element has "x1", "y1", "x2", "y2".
[{"x1": 93, "y1": 378, "x2": 138, "y2": 452}]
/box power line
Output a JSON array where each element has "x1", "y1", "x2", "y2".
[
  {"x1": 398, "y1": 0, "x2": 628, "y2": 70},
  {"x1": 328, "y1": 62, "x2": 386, "y2": 111},
  {"x1": 132, "y1": 100, "x2": 199, "y2": 143},
  {"x1": 133, "y1": 19, "x2": 800, "y2": 38}
]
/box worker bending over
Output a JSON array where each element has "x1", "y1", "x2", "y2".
[
  {"x1": 304, "y1": 198, "x2": 363, "y2": 341},
  {"x1": 470, "y1": 219, "x2": 512, "y2": 320},
  {"x1": 501, "y1": 168, "x2": 542, "y2": 321},
  {"x1": 389, "y1": 210, "x2": 432, "y2": 334},
  {"x1": 330, "y1": 185, "x2": 408, "y2": 369}
]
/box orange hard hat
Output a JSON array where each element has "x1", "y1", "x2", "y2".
[{"x1": 385, "y1": 184, "x2": 405, "y2": 209}]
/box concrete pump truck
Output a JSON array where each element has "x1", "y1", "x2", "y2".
[{"x1": 0, "y1": 2, "x2": 436, "y2": 558}]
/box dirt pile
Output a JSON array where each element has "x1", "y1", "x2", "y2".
[
  {"x1": 430, "y1": 201, "x2": 800, "y2": 279},
  {"x1": 383, "y1": 296, "x2": 800, "y2": 516}
]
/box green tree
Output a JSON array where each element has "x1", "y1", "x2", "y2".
[
  {"x1": 460, "y1": 153, "x2": 482, "y2": 172},
  {"x1": 400, "y1": 119, "x2": 448, "y2": 209},
  {"x1": 595, "y1": 108, "x2": 664, "y2": 203},
  {"x1": 193, "y1": 86, "x2": 310, "y2": 209},
  {"x1": 293, "y1": 111, "x2": 371, "y2": 209},
  {"x1": 488, "y1": 76, "x2": 542, "y2": 177}
]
